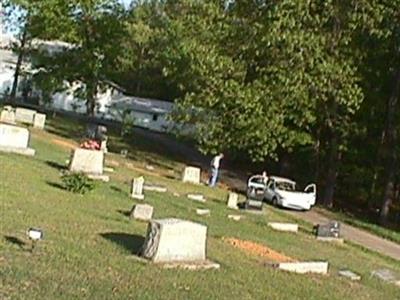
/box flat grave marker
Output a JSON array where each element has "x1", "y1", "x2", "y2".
[{"x1": 182, "y1": 166, "x2": 201, "y2": 184}]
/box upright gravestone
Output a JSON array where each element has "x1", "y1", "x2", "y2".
[
  {"x1": 33, "y1": 113, "x2": 46, "y2": 129},
  {"x1": 0, "y1": 106, "x2": 16, "y2": 124},
  {"x1": 227, "y1": 192, "x2": 239, "y2": 209},
  {"x1": 69, "y1": 148, "x2": 108, "y2": 181},
  {"x1": 182, "y1": 166, "x2": 201, "y2": 184},
  {"x1": 0, "y1": 123, "x2": 35, "y2": 156},
  {"x1": 131, "y1": 176, "x2": 145, "y2": 200},
  {"x1": 141, "y1": 218, "x2": 207, "y2": 263},
  {"x1": 315, "y1": 221, "x2": 341, "y2": 241},
  {"x1": 15, "y1": 107, "x2": 37, "y2": 125}
]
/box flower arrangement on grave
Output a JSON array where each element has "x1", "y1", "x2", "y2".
[{"x1": 80, "y1": 139, "x2": 100, "y2": 150}]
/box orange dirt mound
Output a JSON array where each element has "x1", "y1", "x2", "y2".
[{"x1": 223, "y1": 237, "x2": 296, "y2": 263}]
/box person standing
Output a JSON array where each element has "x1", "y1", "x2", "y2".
[{"x1": 209, "y1": 153, "x2": 224, "y2": 187}]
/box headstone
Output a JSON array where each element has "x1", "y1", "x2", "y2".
[
  {"x1": 103, "y1": 167, "x2": 114, "y2": 173},
  {"x1": 315, "y1": 221, "x2": 341, "y2": 238},
  {"x1": 196, "y1": 208, "x2": 210, "y2": 216},
  {"x1": 141, "y1": 218, "x2": 207, "y2": 263},
  {"x1": 15, "y1": 107, "x2": 37, "y2": 125},
  {"x1": 268, "y1": 223, "x2": 299, "y2": 233},
  {"x1": 227, "y1": 192, "x2": 239, "y2": 209},
  {"x1": 131, "y1": 176, "x2": 145, "y2": 200},
  {"x1": 276, "y1": 262, "x2": 329, "y2": 274},
  {"x1": 338, "y1": 270, "x2": 361, "y2": 281},
  {"x1": 182, "y1": 166, "x2": 201, "y2": 184},
  {"x1": 187, "y1": 194, "x2": 205, "y2": 202},
  {"x1": 100, "y1": 139, "x2": 108, "y2": 153},
  {"x1": 130, "y1": 204, "x2": 154, "y2": 221},
  {"x1": 0, "y1": 123, "x2": 35, "y2": 156},
  {"x1": 120, "y1": 149, "x2": 128, "y2": 157},
  {"x1": 33, "y1": 113, "x2": 46, "y2": 129},
  {"x1": 146, "y1": 165, "x2": 155, "y2": 171},
  {"x1": 143, "y1": 184, "x2": 167, "y2": 193},
  {"x1": 69, "y1": 148, "x2": 104, "y2": 175},
  {"x1": 371, "y1": 269, "x2": 400, "y2": 286},
  {"x1": 245, "y1": 198, "x2": 263, "y2": 210},
  {"x1": 228, "y1": 215, "x2": 242, "y2": 221},
  {"x1": 0, "y1": 107, "x2": 16, "y2": 124}
]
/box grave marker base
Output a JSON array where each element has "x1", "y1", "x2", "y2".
[{"x1": 0, "y1": 146, "x2": 35, "y2": 156}]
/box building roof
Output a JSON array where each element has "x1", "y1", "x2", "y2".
[{"x1": 109, "y1": 95, "x2": 174, "y2": 115}]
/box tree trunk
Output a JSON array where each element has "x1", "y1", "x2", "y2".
[
  {"x1": 86, "y1": 81, "x2": 97, "y2": 117},
  {"x1": 379, "y1": 68, "x2": 400, "y2": 225},
  {"x1": 10, "y1": 27, "x2": 28, "y2": 103},
  {"x1": 323, "y1": 131, "x2": 340, "y2": 208}
]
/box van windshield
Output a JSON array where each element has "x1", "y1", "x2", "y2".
[{"x1": 275, "y1": 181, "x2": 295, "y2": 191}]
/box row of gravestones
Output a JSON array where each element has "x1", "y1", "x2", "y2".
[{"x1": 1, "y1": 106, "x2": 46, "y2": 129}]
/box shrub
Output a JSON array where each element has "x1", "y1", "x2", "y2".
[{"x1": 61, "y1": 173, "x2": 95, "y2": 194}]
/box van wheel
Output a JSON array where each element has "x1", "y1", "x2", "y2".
[{"x1": 272, "y1": 197, "x2": 278, "y2": 207}]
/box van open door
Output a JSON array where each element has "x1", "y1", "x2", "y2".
[{"x1": 304, "y1": 183, "x2": 316, "y2": 205}]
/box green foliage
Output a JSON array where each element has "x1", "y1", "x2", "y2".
[{"x1": 61, "y1": 172, "x2": 95, "y2": 194}]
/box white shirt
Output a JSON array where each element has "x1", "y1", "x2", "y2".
[{"x1": 211, "y1": 155, "x2": 223, "y2": 169}]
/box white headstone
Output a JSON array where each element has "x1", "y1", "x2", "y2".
[
  {"x1": 141, "y1": 218, "x2": 207, "y2": 263},
  {"x1": 131, "y1": 176, "x2": 145, "y2": 200},
  {"x1": 182, "y1": 166, "x2": 201, "y2": 184},
  {"x1": 143, "y1": 184, "x2": 167, "y2": 193},
  {"x1": 227, "y1": 192, "x2": 239, "y2": 209},
  {"x1": 0, "y1": 123, "x2": 35, "y2": 156},
  {"x1": 130, "y1": 204, "x2": 153, "y2": 221},
  {"x1": 33, "y1": 113, "x2": 46, "y2": 129},
  {"x1": 187, "y1": 194, "x2": 205, "y2": 202},
  {"x1": 0, "y1": 109, "x2": 16, "y2": 124},
  {"x1": 15, "y1": 107, "x2": 37, "y2": 125},
  {"x1": 196, "y1": 208, "x2": 210, "y2": 216},
  {"x1": 276, "y1": 262, "x2": 329, "y2": 274},
  {"x1": 268, "y1": 223, "x2": 299, "y2": 233},
  {"x1": 338, "y1": 270, "x2": 361, "y2": 281},
  {"x1": 228, "y1": 215, "x2": 242, "y2": 221},
  {"x1": 69, "y1": 148, "x2": 104, "y2": 175}
]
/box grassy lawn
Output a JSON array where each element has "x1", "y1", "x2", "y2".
[{"x1": 1, "y1": 116, "x2": 400, "y2": 299}]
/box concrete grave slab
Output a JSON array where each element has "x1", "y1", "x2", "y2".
[
  {"x1": 228, "y1": 215, "x2": 242, "y2": 221},
  {"x1": 143, "y1": 184, "x2": 167, "y2": 193},
  {"x1": 15, "y1": 107, "x2": 37, "y2": 125},
  {"x1": 317, "y1": 237, "x2": 344, "y2": 243},
  {"x1": 141, "y1": 218, "x2": 208, "y2": 263},
  {"x1": 0, "y1": 123, "x2": 35, "y2": 156},
  {"x1": 338, "y1": 270, "x2": 361, "y2": 281},
  {"x1": 0, "y1": 108, "x2": 16, "y2": 124},
  {"x1": 131, "y1": 177, "x2": 145, "y2": 200},
  {"x1": 182, "y1": 166, "x2": 201, "y2": 184},
  {"x1": 196, "y1": 209, "x2": 210, "y2": 216},
  {"x1": 33, "y1": 113, "x2": 46, "y2": 129},
  {"x1": 87, "y1": 174, "x2": 110, "y2": 182},
  {"x1": 275, "y1": 261, "x2": 329, "y2": 274},
  {"x1": 371, "y1": 269, "x2": 400, "y2": 287},
  {"x1": 268, "y1": 223, "x2": 299, "y2": 233},
  {"x1": 187, "y1": 194, "x2": 205, "y2": 202},
  {"x1": 227, "y1": 192, "x2": 239, "y2": 209},
  {"x1": 69, "y1": 148, "x2": 104, "y2": 175},
  {"x1": 130, "y1": 204, "x2": 154, "y2": 221}
]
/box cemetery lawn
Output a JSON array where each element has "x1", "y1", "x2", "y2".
[{"x1": 1, "y1": 117, "x2": 400, "y2": 300}]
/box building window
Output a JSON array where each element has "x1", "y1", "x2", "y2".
[{"x1": 152, "y1": 114, "x2": 158, "y2": 121}]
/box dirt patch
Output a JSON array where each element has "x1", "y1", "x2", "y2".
[
  {"x1": 52, "y1": 138, "x2": 77, "y2": 150},
  {"x1": 223, "y1": 237, "x2": 296, "y2": 263}
]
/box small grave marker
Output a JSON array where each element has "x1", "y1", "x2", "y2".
[
  {"x1": 196, "y1": 209, "x2": 210, "y2": 216},
  {"x1": 131, "y1": 177, "x2": 145, "y2": 200},
  {"x1": 227, "y1": 192, "x2": 239, "y2": 210},
  {"x1": 143, "y1": 184, "x2": 167, "y2": 193},
  {"x1": 187, "y1": 194, "x2": 205, "y2": 202},
  {"x1": 228, "y1": 215, "x2": 242, "y2": 221},
  {"x1": 371, "y1": 269, "x2": 400, "y2": 286},
  {"x1": 268, "y1": 223, "x2": 299, "y2": 233},
  {"x1": 33, "y1": 113, "x2": 46, "y2": 129},
  {"x1": 130, "y1": 204, "x2": 154, "y2": 221},
  {"x1": 182, "y1": 166, "x2": 201, "y2": 184},
  {"x1": 338, "y1": 270, "x2": 361, "y2": 281},
  {"x1": 276, "y1": 261, "x2": 329, "y2": 274}
]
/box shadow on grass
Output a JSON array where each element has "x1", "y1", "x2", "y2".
[
  {"x1": 110, "y1": 186, "x2": 128, "y2": 197},
  {"x1": 4, "y1": 235, "x2": 26, "y2": 249},
  {"x1": 45, "y1": 160, "x2": 67, "y2": 171},
  {"x1": 46, "y1": 181, "x2": 66, "y2": 191},
  {"x1": 117, "y1": 209, "x2": 131, "y2": 218},
  {"x1": 100, "y1": 232, "x2": 144, "y2": 255}
]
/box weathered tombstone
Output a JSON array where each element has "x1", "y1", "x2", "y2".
[
  {"x1": 228, "y1": 214, "x2": 242, "y2": 221},
  {"x1": 315, "y1": 221, "x2": 341, "y2": 239},
  {"x1": 196, "y1": 208, "x2": 210, "y2": 216},
  {"x1": 371, "y1": 269, "x2": 400, "y2": 286},
  {"x1": 141, "y1": 218, "x2": 207, "y2": 263},
  {"x1": 338, "y1": 270, "x2": 361, "y2": 281},
  {"x1": 130, "y1": 204, "x2": 154, "y2": 221},
  {"x1": 245, "y1": 198, "x2": 263, "y2": 210},
  {"x1": 0, "y1": 107, "x2": 16, "y2": 124},
  {"x1": 143, "y1": 184, "x2": 167, "y2": 193},
  {"x1": 15, "y1": 107, "x2": 37, "y2": 125},
  {"x1": 0, "y1": 123, "x2": 35, "y2": 156},
  {"x1": 131, "y1": 176, "x2": 145, "y2": 200},
  {"x1": 69, "y1": 148, "x2": 108, "y2": 181},
  {"x1": 100, "y1": 139, "x2": 108, "y2": 153},
  {"x1": 120, "y1": 149, "x2": 128, "y2": 157},
  {"x1": 227, "y1": 192, "x2": 239, "y2": 209},
  {"x1": 182, "y1": 166, "x2": 201, "y2": 184},
  {"x1": 275, "y1": 262, "x2": 329, "y2": 274},
  {"x1": 268, "y1": 223, "x2": 299, "y2": 233},
  {"x1": 33, "y1": 113, "x2": 46, "y2": 129},
  {"x1": 187, "y1": 194, "x2": 205, "y2": 202}
]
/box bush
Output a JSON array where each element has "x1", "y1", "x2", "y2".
[{"x1": 61, "y1": 173, "x2": 95, "y2": 194}]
